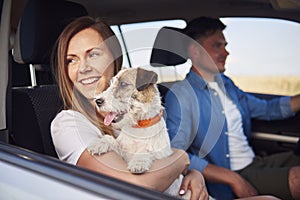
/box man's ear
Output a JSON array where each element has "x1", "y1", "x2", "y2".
[
  {"x1": 136, "y1": 68, "x2": 158, "y2": 91},
  {"x1": 188, "y1": 42, "x2": 199, "y2": 58}
]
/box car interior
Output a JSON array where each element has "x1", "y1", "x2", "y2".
[{"x1": 1, "y1": 0, "x2": 300, "y2": 199}]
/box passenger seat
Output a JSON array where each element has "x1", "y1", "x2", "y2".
[
  {"x1": 150, "y1": 26, "x2": 190, "y2": 103},
  {"x1": 10, "y1": 0, "x2": 88, "y2": 157}
]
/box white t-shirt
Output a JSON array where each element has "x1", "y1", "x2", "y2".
[
  {"x1": 51, "y1": 110, "x2": 104, "y2": 165},
  {"x1": 208, "y1": 82, "x2": 255, "y2": 171}
]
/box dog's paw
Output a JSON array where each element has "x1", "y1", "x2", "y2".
[
  {"x1": 127, "y1": 156, "x2": 153, "y2": 174},
  {"x1": 87, "y1": 135, "x2": 118, "y2": 155}
]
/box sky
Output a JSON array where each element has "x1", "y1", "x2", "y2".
[{"x1": 222, "y1": 18, "x2": 300, "y2": 76}]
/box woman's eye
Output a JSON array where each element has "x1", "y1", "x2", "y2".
[
  {"x1": 89, "y1": 49, "x2": 102, "y2": 59},
  {"x1": 89, "y1": 52, "x2": 98, "y2": 58},
  {"x1": 66, "y1": 58, "x2": 77, "y2": 64}
]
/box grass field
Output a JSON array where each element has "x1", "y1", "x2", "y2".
[{"x1": 229, "y1": 75, "x2": 300, "y2": 96}]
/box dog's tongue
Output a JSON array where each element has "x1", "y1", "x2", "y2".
[{"x1": 104, "y1": 112, "x2": 118, "y2": 126}]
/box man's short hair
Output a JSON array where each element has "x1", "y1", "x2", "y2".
[{"x1": 184, "y1": 16, "x2": 226, "y2": 41}]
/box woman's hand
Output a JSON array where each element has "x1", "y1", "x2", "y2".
[{"x1": 180, "y1": 169, "x2": 209, "y2": 200}]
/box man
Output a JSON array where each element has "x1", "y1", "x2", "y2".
[{"x1": 164, "y1": 16, "x2": 300, "y2": 200}]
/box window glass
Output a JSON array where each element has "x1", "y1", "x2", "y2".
[
  {"x1": 114, "y1": 18, "x2": 300, "y2": 95},
  {"x1": 222, "y1": 18, "x2": 300, "y2": 95},
  {"x1": 117, "y1": 20, "x2": 190, "y2": 83},
  {"x1": 111, "y1": 26, "x2": 130, "y2": 68}
]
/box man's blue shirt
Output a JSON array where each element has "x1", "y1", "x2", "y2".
[{"x1": 164, "y1": 70, "x2": 293, "y2": 199}]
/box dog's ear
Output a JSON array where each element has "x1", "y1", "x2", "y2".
[{"x1": 136, "y1": 68, "x2": 158, "y2": 91}]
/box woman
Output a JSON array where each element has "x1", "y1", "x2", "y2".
[{"x1": 50, "y1": 16, "x2": 208, "y2": 200}]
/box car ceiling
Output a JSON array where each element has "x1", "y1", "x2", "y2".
[
  {"x1": 70, "y1": 0, "x2": 300, "y2": 24},
  {"x1": 10, "y1": 0, "x2": 300, "y2": 31}
]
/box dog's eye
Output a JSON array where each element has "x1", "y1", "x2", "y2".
[{"x1": 120, "y1": 81, "x2": 128, "y2": 87}]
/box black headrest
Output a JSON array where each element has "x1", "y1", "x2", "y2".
[
  {"x1": 150, "y1": 27, "x2": 189, "y2": 67},
  {"x1": 13, "y1": 0, "x2": 88, "y2": 65}
]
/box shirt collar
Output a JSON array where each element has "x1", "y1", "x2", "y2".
[
  {"x1": 186, "y1": 70, "x2": 207, "y2": 89},
  {"x1": 187, "y1": 70, "x2": 227, "y2": 90}
]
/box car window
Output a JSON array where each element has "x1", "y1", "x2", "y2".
[
  {"x1": 111, "y1": 26, "x2": 131, "y2": 68},
  {"x1": 112, "y1": 20, "x2": 190, "y2": 83},
  {"x1": 120, "y1": 20, "x2": 186, "y2": 67},
  {"x1": 222, "y1": 17, "x2": 300, "y2": 96},
  {"x1": 113, "y1": 18, "x2": 300, "y2": 95}
]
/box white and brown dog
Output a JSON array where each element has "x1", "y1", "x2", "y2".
[{"x1": 87, "y1": 67, "x2": 191, "y2": 199}]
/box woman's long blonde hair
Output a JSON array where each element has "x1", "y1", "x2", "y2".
[{"x1": 52, "y1": 16, "x2": 123, "y2": 136}]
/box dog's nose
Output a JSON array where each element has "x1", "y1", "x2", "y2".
[{"x1": 95, "y1": 98, "x2": 104, "y2": 107}]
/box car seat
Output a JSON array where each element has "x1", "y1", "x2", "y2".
[
  {"x1": 10, "y1": 0, "x2": 87, "y2": 157},
  {"x1": 150, "y1": 26, "x2": 190, "y2": 103}
]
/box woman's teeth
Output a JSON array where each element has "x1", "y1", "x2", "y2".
[{"x1": 80, "y1": 77, "x2": 99, "y2": 85}]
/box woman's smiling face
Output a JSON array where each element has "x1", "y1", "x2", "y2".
[{"x1": 67, "y1": 28, "x2": 115, "y2": 100}]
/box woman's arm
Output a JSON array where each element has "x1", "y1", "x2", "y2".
[
  {"x1": 52, "y1": 111, "x2": 189, "y2": 191},
  {"x1": 77, "y1": 148, "x2": 189, "y2": 191}
]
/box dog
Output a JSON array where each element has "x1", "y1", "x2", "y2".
[{"x1": 87, "y1": 67, "x2": 191, "y2": 199}]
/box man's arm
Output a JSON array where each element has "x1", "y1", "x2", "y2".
[
  {"x1": 290, "y1": 94, "x2": 300, "y2": 113},
  {"x1": 202, "y1": 164, "x2": 258, "y2": 198}
]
